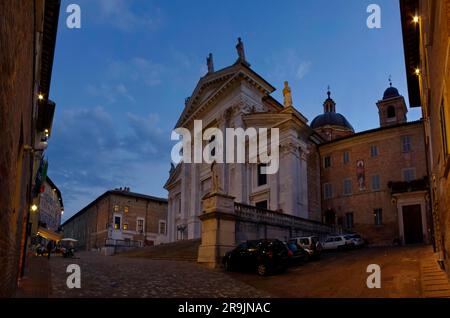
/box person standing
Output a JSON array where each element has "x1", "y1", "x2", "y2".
[{"x1": 47, "y1": 240, "x2": 53, "y2": 260}]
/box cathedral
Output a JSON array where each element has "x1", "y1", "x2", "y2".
[{"x1": 165, "y1": 38, "x2": 429, "y2": 246}]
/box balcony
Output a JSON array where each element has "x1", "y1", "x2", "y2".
[{"x1": 388, "y1": 176, "x2": 429, "y2": 195}]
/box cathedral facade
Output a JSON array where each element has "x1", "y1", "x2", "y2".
[{"x1": 165, "y1": 39, "x2": 429, "y2": 246}]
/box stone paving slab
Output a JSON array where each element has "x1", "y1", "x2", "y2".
[{"x1": 49, "y1": 251, "x2": 272, "y2": 298}]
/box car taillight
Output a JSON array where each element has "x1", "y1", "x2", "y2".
[{"x1": 287, "y1": 250, "x2": 293, "y2": 257}]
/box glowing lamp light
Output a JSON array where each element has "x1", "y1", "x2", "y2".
[
  {"x1": 415, "y1": 68, "x2": 421, "y2": 76},
  {"x1": 38, "y1": 94, "x2": 44, "y2": 101},
  {"x1": 413, "y1": 16, "x2": 419, "y2": 23},
  {"x1": 30, "y1": 204, "x2": 38, "y2": 212},
  {"x1": 61, "y1": 210, "x2": 64, "y2": 215}
]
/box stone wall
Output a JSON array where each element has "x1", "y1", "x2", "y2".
[
  {"x1": 234, "y1": 203, "x2": 334, "y2": 244},
  {"x1": 0, "y1": 0, "x2": 35, "y2": 297}
]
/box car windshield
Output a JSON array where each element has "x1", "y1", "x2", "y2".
[{"x1": 287, "y1": 243, "x2": 298, "y2": 252}]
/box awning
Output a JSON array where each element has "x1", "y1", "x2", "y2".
[{"x1": 37, "y1": 227, "x2": 63, "y2": 241}]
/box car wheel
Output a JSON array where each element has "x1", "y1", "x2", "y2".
[
  {"x1": 224, "y1": 259, "x2": 232, "y2": 272},
  {"x1": 257, "y1": 263, "x2": 268, "y2": 276}
]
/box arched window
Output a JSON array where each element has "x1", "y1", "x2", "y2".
[{"x1": 387, "y1": 105, "x2": 396, "y2": 118}]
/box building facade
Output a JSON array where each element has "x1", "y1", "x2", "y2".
[
  {"x1": 34, "y1": 177, "x2": 64, "y2": 242},
  {"x1": 0, "y1": 0, "x2": 60, "y2": 297},
  {"x1": 314, "y1": 85, "x2": 429, "y2": 245},
  {"x1": 164, "y1": 39, "x2": 323, "y2": 242},
  {"x1": 400, "y1": 0, "x2": 450, "y2": 276},
  {"x1": 62, "y1": 188, "x2": 168, "y2": 251},
  {"x1": 166, "y1": 38, "x2": 430, "y2": 247}
]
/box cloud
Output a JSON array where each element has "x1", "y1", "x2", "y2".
[
  {"x1": 266, "y1": 49, "x2": 312, "y2": 83},
  {"x1": 296, "y1": 61, "x2": 312, "y2": 80},
  {"x1": 86, "y1": 82, "x2": 135, "y2": 103},
  {"x1": 97, "y1": 0, "x2": 164, "y2": 32},
  {"x1": 108, "y1": 57, "x2": 163, "y2": 87},
  {"x1": 47, "y1": 107, "x2": 172, "y2": 220}
]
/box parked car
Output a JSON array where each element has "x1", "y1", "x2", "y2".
[
  {"x1": 289, "y1": 236, "x2": 322, "y2": 259},
  {"x1": 223, "y1": 239, "x2": 290, "y2": 276},
  {"x1": 345, "y1": 234, "x2": 365, "y2": 248},
  {"x1": 321, "y1": 235, "x2": 353, "y2": 251},
  {"x1": 283, "y1": 241, "x2": 310, "y2": 265}
]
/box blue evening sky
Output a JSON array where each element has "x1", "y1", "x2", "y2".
[{"x1": 47, "y1": 0, "x2": 421, "y2": 222}]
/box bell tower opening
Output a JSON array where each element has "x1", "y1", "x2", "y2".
[{"x1": 376, "y1": 79, "x2": 408, "y2": 127}]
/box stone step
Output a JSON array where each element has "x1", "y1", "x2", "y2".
[{"x1": 118, "y1": 239, "x2": 201, "y2": 261}]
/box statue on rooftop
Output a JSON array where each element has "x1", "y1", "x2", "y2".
[{"x1": 283, "y1": 81, "x2": 293, "y2": 107}]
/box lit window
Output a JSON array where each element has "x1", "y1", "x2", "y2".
[
  {"x1": 402, "y1": 135, "x2": 412, "y2": 153},
  {"x1": 370, "y1": 145, "x2": 378, "y2": 157},
  {"x1": 343, "y1": 151, "x2": 350, "y2": 164},
  {"x1": 124, "y1": 206, "x2": 129, "y2": 213},
  {"x1": 324, "y1": 183, "x2": 333, "y2": 199},
  {"x1": 114, "y1": 216, "x2": 121, "y2": 230},
  {"x1": 374, "y1": 209, "x2": 382, "y2": 226},
  {"x1": 113, "y1": 205, "x2": 119, "y2": 212},
  {"x1": 372, "y1": 175, "x2": 381, "y2": 190},
  {"x1": 159, "y1": 221, "x2": 166, "y2": 235},
  {"x1": 324, "y1": 156, "x2": 331, "y2": 168},
  {"x1": 123, "y1": 223, "x2": 128, "y2": 230},
  {"x1": 343, "y1": 179, "x2": 352, "y2": 195}
]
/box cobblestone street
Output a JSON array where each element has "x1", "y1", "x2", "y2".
[
  {"x1": 226, "y1": 244, "x2": 450, "y2": 298},
  {"x1": 49, "y1": 252, "x2": 271, "y2": 298}
]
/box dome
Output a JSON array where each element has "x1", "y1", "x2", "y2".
[
  {"x1": 310, "y1": 112, "x2": 355, "y2": 132},
  {"x1": 383, "y1": 86, "x2": 400, "y2": 99}
]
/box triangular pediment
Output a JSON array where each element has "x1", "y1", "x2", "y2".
[{"x1": 175, "y1": 62, "x2": 276, "y2": 128}]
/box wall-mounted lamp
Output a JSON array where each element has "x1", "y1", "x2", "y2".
[
  {"x1": 415, "y1": 68, "x2": 421, "y2": 76},
  {"x1": 30, "y1": 204, "x2": 38, "y2": 212},
  {"x1": 413, "y1": 16, "x2": 419, "y2": 23},
  {"x1": 38, "y1": 94, "x2": 44, "y2": 101}
]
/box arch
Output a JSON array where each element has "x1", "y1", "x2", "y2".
[{"x1": 387, "y1": 105, "x2": 396, "y2": 118}]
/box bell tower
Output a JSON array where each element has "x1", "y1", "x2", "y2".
[{"x1": 376, "y1": 79, "x2": 408, "y2": 127}]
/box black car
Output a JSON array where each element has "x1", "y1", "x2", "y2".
[
  {"x1": 223, "y1": 239, "x2": 290, "y2": 276},
  {"x1": 283, "y1": 241, "x2": 310, "y2": 265}
]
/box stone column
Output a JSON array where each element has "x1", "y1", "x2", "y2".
[{"x1": 197, "y1": 192, "x2": 236, "y2": 268}]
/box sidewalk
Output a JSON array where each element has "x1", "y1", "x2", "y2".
[
  {"x1": 15, "y1": 255, "x2": 52, "y2": 298},
  {"x1": 420, "y1": 251, "x2": 450, "y2": 298}
]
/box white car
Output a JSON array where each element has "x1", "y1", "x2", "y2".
[
  {"x1": 321, "y1": 235, "x2": 353, "y2": 250},
  {"x1": 346, "y1": 234, "x2": 365, "y2": 247}
]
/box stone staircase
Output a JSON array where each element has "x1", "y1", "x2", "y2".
[
  {"x1": 118, "y1": 239, "x2": 201, "y2": 262},
  {"x1": 420, "y1": 252, "x2": 450, "y2": 298}
]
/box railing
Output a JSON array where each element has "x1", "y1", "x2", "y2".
[
  {"x1": 105, "y1": 239, "x2": 142, "y2": 248},
  {"x1": 388, "y1": 176, "x2": 429, "y2": 194},
  {"x1": 234, "y1": 203, "x2": 333, "y2": 234}
]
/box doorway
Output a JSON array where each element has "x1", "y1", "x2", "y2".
[{"x1": 402, "y1": 204, "x2": 423, "y2": 244}]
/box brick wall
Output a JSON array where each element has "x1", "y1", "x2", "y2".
[
  {"x1": 0, "y1": 0, "x2": 36, "y2": 297},
  {"x1": 62, "y1": 192, "x2": 168, "y2": 250},
  {"x1": 319, "y1": 122, "x2": 428, "y2": 245}
]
